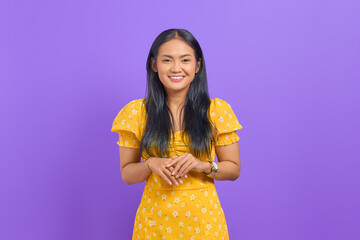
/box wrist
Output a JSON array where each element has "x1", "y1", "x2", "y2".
[
  {"x1": 203, "y1": 161, "x2": 219, "y2": 177},
  {"x1": 146, "y1": 157, "x2": 153, "y2": 170},
  {"x1": 202, "y1": 161, "x2": 212, "y2": 175}
]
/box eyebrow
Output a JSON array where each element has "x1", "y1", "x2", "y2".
[{"x1": 160, "y1": 54, "x2": 192, "y2": 58}]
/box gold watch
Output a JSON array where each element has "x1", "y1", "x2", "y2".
[{"x1": 204, "y1": 161, "x2": 218, "y2": 177}]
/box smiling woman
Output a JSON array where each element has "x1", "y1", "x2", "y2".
[
  {"x1": 151, "y1": 38, "x2": 201, "y2": 97},
  {"x1": 111, "y1": 29, "x2": 243, "y2": 240}
]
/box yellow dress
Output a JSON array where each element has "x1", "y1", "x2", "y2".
[{"x1": 111, "y1": 98, "x2": 243, "y2": 240}]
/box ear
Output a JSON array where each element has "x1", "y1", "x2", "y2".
[
  {"x1": 195, "y1": 58, "x2": 201, "y2": 74},
  {"x1": 151, "y1": 57, "x2": 157, "y2": 72}
]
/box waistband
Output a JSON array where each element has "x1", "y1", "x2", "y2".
[{"x1": 144, "y1": 172, "x2": 215, "y2": 191}]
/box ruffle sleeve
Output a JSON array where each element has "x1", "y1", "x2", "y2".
[
  {"x1": 110, "y1": 99, "x2": 146, "y2": 148},
  {"x1": 209, "y1": 98, "x2": 243, "y2": 146}
]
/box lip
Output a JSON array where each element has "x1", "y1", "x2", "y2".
[{"x1": 169, "y1": 76, "x2": 185, "y2": 82}]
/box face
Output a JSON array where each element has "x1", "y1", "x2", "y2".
[{"x1": 151, "y1": 38, "x2": 201, "y2": 95}]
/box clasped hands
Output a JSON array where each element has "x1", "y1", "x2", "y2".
[{"x1": 147, "y1": 152, "x2": 206, "y2": 186}]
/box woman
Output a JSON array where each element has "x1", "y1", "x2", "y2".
[{"x1": 111, "y1": 29, "x2": 243, "y2": 240}]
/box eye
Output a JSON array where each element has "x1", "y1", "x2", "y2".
[
  {"x1": 163, "y1": 59, "x2": 171, "y2": 62},
  {"x1": 182, "y1": 59, "x2": 190, "y2": 62}
]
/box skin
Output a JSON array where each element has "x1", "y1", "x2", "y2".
[{"x1": 119, "y1": 37, "x2": 241, "y2": 185}]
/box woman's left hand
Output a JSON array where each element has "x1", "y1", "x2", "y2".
[{"x1": 166, "y1": 153, "x2": 206, "y2": 178}]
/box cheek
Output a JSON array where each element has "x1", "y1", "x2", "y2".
[
  {"x1": 156, "y1": 63, "x2": 169, "y2": 74},
  {"x1": 184, "y1": 64, "x2": 197, "y2": 74},
  {"x1": 156, "y1": 65, "x2": 169, "y2": 82}
]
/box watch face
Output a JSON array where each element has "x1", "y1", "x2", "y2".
[{"x1": 212, "y1": 161, "x2": 219, "y2": 171}]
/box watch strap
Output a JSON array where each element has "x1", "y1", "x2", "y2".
[{"x1": 205, "y1": 161, "x2": 218, "y2": 177}]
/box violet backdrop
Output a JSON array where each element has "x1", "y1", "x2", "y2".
[{"x1": 0, "y1": 0, "x2": 359, "y2": 239}]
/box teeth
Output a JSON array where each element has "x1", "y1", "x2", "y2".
[{"x1": 170, "y1": 76, "x2": 184, "y2": 80}]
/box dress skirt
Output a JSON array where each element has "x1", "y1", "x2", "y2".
[{"x1": 131, "y1": 171, "x2": 230, "y2": 240}]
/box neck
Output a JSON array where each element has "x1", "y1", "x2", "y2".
[{"x1": 165, "y1": 89, "x2": 188, "y2": 111}]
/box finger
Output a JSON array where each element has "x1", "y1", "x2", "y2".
[
  {"x1": 172, "y1": 155, "x2": 190, "y2": 176},
  {"x1": 176, "y1": 162, "x2": 191, "y2": 177},
  {"x1": 158, "y1": 171, "x2": 173, "y2": 185},
  {"x1": 161, "y1": 170, "x2": 175, "y2": 185},
  {"x1": 166, "y1": 157, "x2": 182, "y2": 168},
  {"x1": 176, "y1": 160, "x2": 193, "y2": 178},
  {"x1": 163, "y1": 168, "x2": 180, "y2": 186},
  {"x1": 167, "y1": 165, "x2": 178, "y2": 174},
  {"x1": 164, "y1": 158, "x2": 173, "y2": 166},
  {"x1": 165, "y1": 159, "x2": 177, "y2": 168},
  {"x1": 166, "y1": 159, "x2": 188, "y2": 179},
  {"x1": 167, "y1": 166, "x2": 185, "y2": 183},
  {"x1": 166, "y1": 153, "x2": 188, "y2": 168},
  {"x1": 179, "y1": 162, "x2": 196, "y2": 178}
]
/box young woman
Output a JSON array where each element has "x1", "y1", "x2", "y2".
[{"x1": 111, "y1": 29, "x2": 243, "y2": 240}]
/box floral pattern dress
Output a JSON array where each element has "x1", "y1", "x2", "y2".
[{"x1": 111, "y1": 98, "x2": 243, "y2": 240}]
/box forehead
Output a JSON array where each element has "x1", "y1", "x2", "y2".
[{"x1": 158, "y1": 38, "x2": 195, "y2": 57}]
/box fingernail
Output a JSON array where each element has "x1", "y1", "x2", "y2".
[
  {"x1": 169, "y1": 182, "x2": 172, "y2": 185},
  {"x1": 176, "y1": 175, "x2": 179, "y2": 178},
  {"x1": 179, "y1": 179, "x2": 183, "y2": 184},
  {"x1": 172, "y1": 171, "x2": 175, "y2": 175},
  {"x1": 185, "y1": 175, "x2": 188, "y2": 178}
]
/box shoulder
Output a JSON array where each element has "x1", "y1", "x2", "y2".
[
  {"x1": 115, "y1": 98, "x2": 146, "y2": 120},
  {"x1": 210, "y1": 97, "x2": 232, "y2": 108},
  {"x1": 209, "y1": 97, "x2": 243, "y2": 134},
  {"x1": 111, "y1": 98, "x2": 146, "y2": 136},
  {"x1": 121, "y1": 98, "x2": 146, "y2": 113},
  {"x1": 209, "y1": 97, "x2": 235, "y2": 115}
]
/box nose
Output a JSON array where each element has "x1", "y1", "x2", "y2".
[{"x1": 170, "y1": 61, "x2": 181, "y2": 72}]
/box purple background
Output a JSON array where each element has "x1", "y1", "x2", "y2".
[{"x1": 1, "y1": 0, "x2": 359, "y2": 239}]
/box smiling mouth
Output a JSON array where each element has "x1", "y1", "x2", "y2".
[{"x1": 169, "y1": 76, "x2": 185, "y2": 80}]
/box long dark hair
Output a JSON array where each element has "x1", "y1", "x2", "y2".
[{"x1": 140, "y1": 29, "x2": 216, "y2": 160}]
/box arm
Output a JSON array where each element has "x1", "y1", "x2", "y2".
[
  {"x1": 119, "y1": 146, "x2": 184, "y2": 185},
  {"x1": 166, "y1": 141, "x2": 241, "y2": 181},
  {"x1": 119, "y1": 146, "x2": 152, "y2": 184},
  {"x1": 210, "y1": 141, "x2": 241, "y2": 181}
]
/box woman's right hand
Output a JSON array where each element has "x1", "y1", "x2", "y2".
[{"x1": 147, "y1": 157, "x2": 187, "y2": 186}]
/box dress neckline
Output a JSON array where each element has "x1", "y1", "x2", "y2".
[{"x1": 173, "y1": 129, "x2": 185, "y2": 134}]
